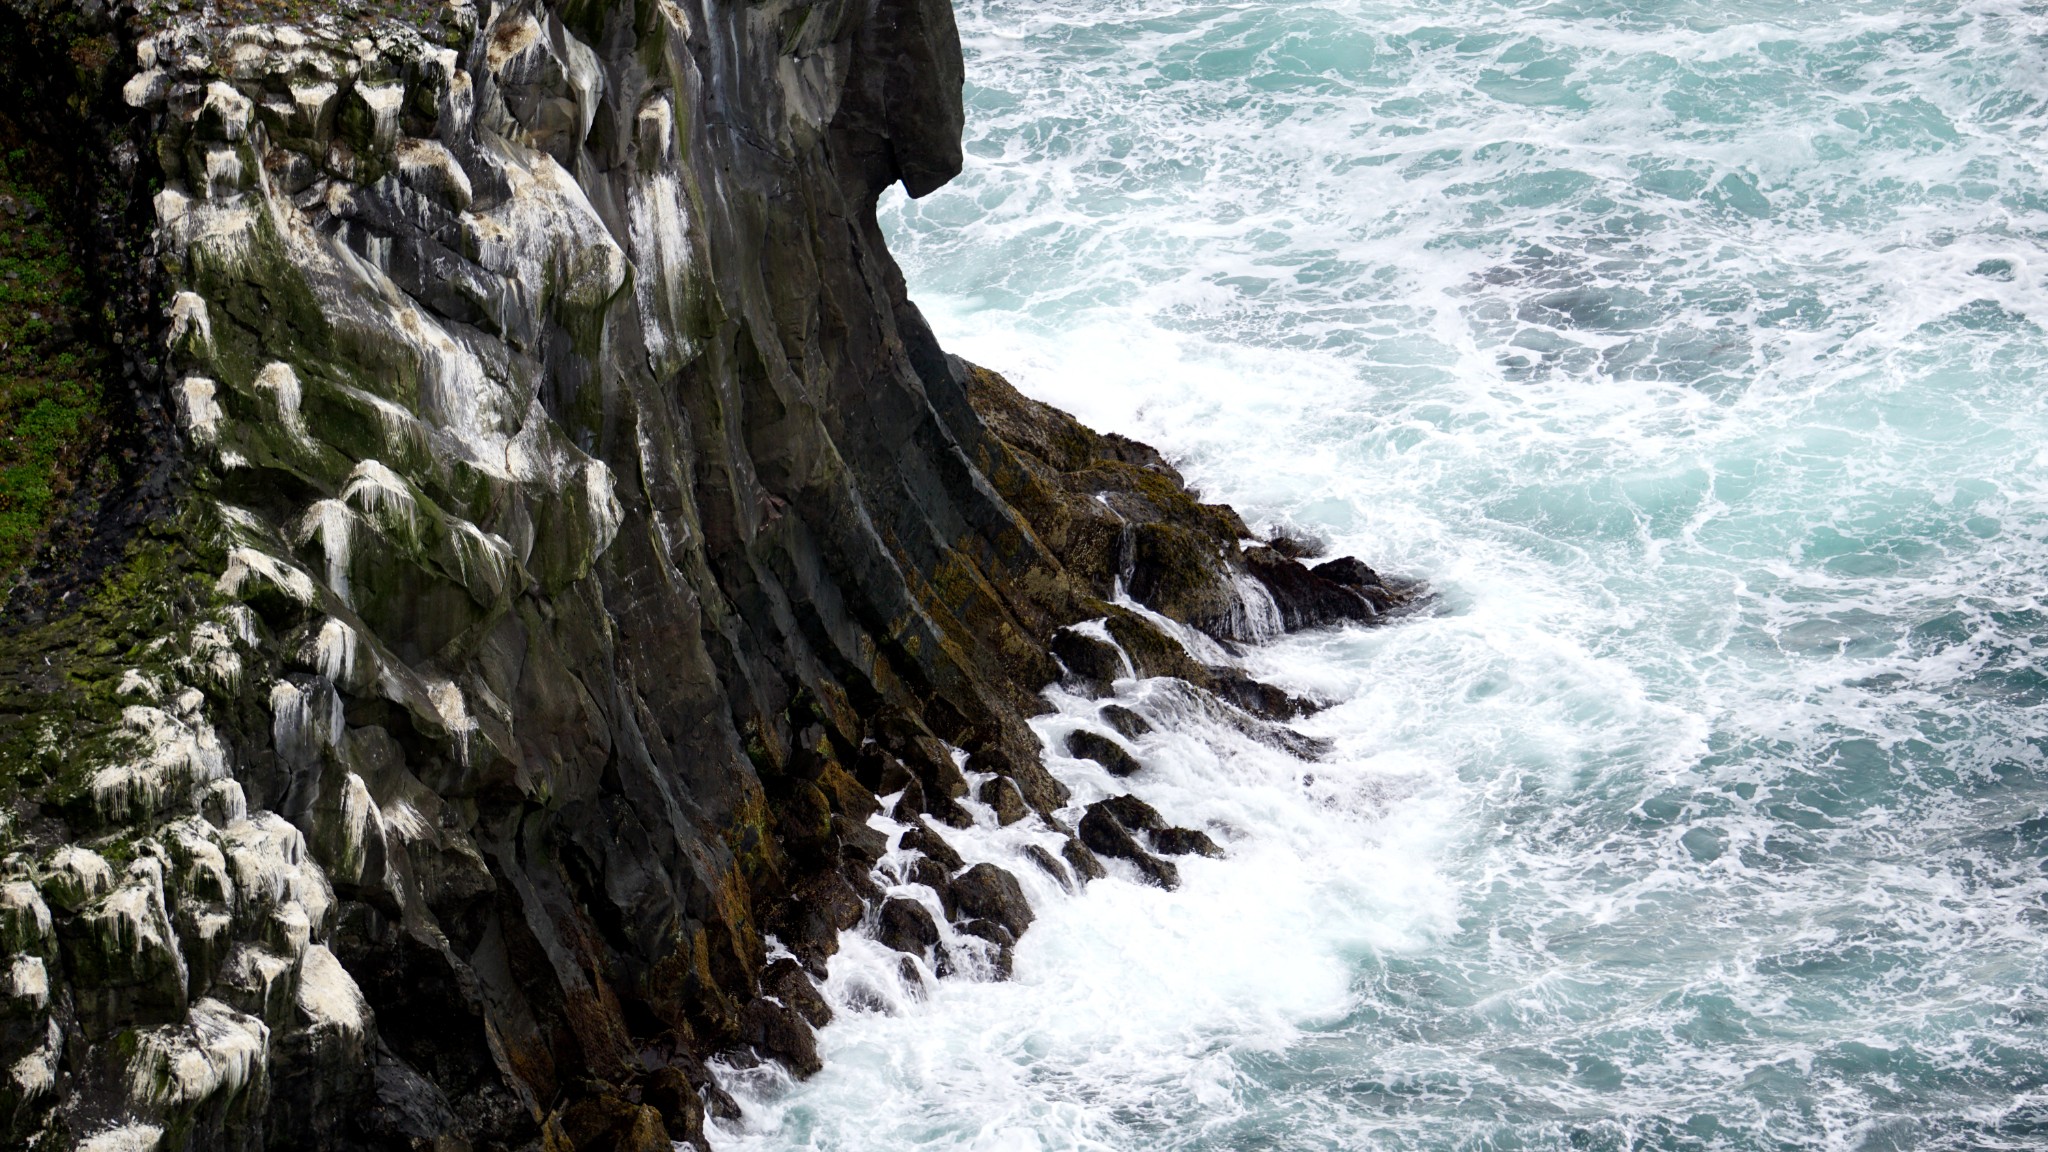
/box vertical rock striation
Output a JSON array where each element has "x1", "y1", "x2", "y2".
[{"x1": 0, "y1": 0, "x2": 1417, "y2": 1148}]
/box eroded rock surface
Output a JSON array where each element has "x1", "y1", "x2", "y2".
[{"x1": 0, "y1": 0, "x2": 1418, "y2": 1148}]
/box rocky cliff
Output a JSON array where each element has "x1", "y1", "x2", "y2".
[{"x1": 0, "y1": 0, "x2": 1411, "y2": 1148}]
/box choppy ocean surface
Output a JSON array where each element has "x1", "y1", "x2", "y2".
[{"x1": 711, "y1": 2, "x2": 2048, "y2": 1148}]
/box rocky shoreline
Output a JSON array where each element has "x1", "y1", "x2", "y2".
[{"x1": 0, "y1": 1, "x2": 1414, "y2": 1148}]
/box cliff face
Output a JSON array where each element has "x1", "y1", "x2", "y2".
[{"x1": 0, "y1": 1, "x2": 1409, "y2": 1149}]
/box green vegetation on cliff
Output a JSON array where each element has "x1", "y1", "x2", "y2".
[
  {"x1": 0, "y1": 527, "x2": 226, "y2": 851},
  {"x1": 0, "y1": 138, "x2": 106, "y2": 585}
]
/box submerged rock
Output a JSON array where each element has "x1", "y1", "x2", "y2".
[{"x1": 907, "y1": 856, "x2": 957, "y2": 916}]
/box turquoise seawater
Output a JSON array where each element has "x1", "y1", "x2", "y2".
[{"x1": 713, "y1": 3, "x2": 2048, "y2": 1149}]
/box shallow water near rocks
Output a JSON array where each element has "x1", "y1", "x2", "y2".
[{"x1": 709, "y1": 2, "x2": 2048, "y2": 1149}]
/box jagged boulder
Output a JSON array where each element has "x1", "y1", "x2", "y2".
[
  {"x1": 1065, "y1": 730, "x2": 1142, "y2": 777},
  {"x1": 977, "y1": 775, "x2": 1029, "y2": 825},
  {"x1": 1078, "y1": 805, "x2": 1180, "y2": 891},
  {"x1": 877, "y1": 897, "x2": 941, "y2": 957},
  {"x1": 761, "y1": 958, "x2": 833, "y2": 1029},
  {"x1": 1023, "y1": 844, "x2": 1073, "y2": 892},
  {"x1": 549, "y1": 1094, "x2": 673, "y2": 1152},
  {"x1": 1099, "y1": 704, "x2": 1152, "y2": 740},
  {"x1": 1050, "y1": 626, "x2": 1127, "y2": 690},
  {"x1": 949, "y1": 863, "x2": 1033, "y2": 938},
  {"x1": 739, "y1": 998, "x2": 822, "y2": 1079},
  {"x1": 1062, "y1": 837, "x2": 1108, "y2": 884},
  {"x1": 900, "y1": 819, "x2": 965, "y2": 872}
]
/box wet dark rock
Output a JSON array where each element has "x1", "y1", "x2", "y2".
[
  {"x1": 1103, "y1": 610, "x2": 1215, "y2": 683},
  {"x1": 1078, "y1": 799, "x2": 1182, "y2": 889},
  {"x1": 774, "y1": 871, "x2": 868, "y2": 972},
  {"x1": 690, "y1": 1062, "x2": 744, "y2": 1124},
  {"x1": 877, "y1": 897, "x2": 942, "y2": 956},
  {"x1": 1024, "y1": 843, "x2": 1074, "y2": 891},
  {"x1": 1086, "y1": 794, "x2": 1218, "y2": 857},
  {"x1": 1062, "y1": 837, "x2": 1109, "y2": 883},
  {"x1": 868, "y1": 751, "x2": 916, "y2": 796},
  {"x1": 949, "y1": 863, "x2": 1035, "y2": 937},
  {"x1": 891, "y1": 776, "x2": 929, "y2": 823},
  {"x1": 1151, "y1": 827, "x2": 1225, "y2": 858},
  {"x1": 1244, "y1": 546, "x2": 1398, "y2": 632},
  {"x1": 955, "y1": 918, "x2": 1017, "y2": 948},
  {"x1": 1259, "y1": 725, "x2": 1334, "y2": 760},
  {"x1": 819, "y1": 764, "x2": 885, "y2": 821},
  {"x1": 762, "y1": 958, "x2": 834, "y2": 1029},
  {"x1": 949, "y1": 921, "x2": 1017, "y2": 980},
  {"x1": 968, "y1": 744, "x2": 1071, "y2": 815},
  {"x1": 898, "y1": 957, "x2": 928, "y2": 998},
  {"x1": 979, "y1": 774, "x2": 1030, "y2": 825},
  {"x1": 901, "y1": 819, "x2": 966, "y2": 872},
  {"x1": 907, "y1": 856, "x2": 957, "y2": 915},
  {"x1": 929, "y1": 791, "x2": 977, "y2": 829},
  {"x1": 774, "y1": 777, "x2": 839, "y2": 866},
  {"x1": 553, "y1": 1094, "x2": 674, "y2": 1152},
  {"x1": 640, "y1": 1066, "x2": 710, "y2": 1152},
  {"x1": 739, "y1": 998, "x2": 822, "y2": 1079},
  {"x1": 835, "y1": 815, "x2": 890, "y2": 867},
  {"x1": 1210, "y1": 672, "x2": 1319, "y2": 721},
  {"x1": 1100, "y1": 704, "x2": 1153, "y2": 740},
  {"x1": 1313, "y1": 556, "x2": 1386, "y2": 591},
  {"x1": 1095, "y1": 793, "x2": 1168, "y2": 833},
  {"x1": 885, "y1": 745, "x2": 974, "y2": 826},
  {"x1": 1066, "y1": 729, "x2": 1143, "y2": 777},
  {"x1": 845, "y1": 860, "x2": 889, "y2": 907},
  {"x1": 1265, "y1": 524, "x2": 1329, "y2": 560},
  {"x1": 1050, "y1": 626, "x2": 1127, "y2": 689},
  {"x1": 894, "y1": 727, "x2": 973, "y2": 802}
]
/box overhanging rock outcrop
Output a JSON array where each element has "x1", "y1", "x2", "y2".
[{"x1": 0, "y1": 0, "x2": 1417, "y2": 1148}]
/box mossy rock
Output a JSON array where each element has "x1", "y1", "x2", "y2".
[{"x1": 1125, "y1": 521, "x2": 1237, "y2": 630}]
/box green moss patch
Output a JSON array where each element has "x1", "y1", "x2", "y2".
[
  {"x1": 0, "y1": 142, "x2": 107, "y2": 586},
  {"x1": 0, "y1": 524, "x2": 234, "y2": 856}
]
